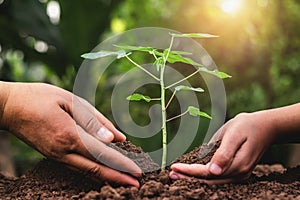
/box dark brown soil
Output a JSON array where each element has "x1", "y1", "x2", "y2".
[{"x1": 0, "y1": 141, "x2": 299, "y2": 200}]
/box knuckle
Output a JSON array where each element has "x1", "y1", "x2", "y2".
[
  {"x1": 214, "y1": 149, "x2": 232, "y2": 165},
  {"x1": 84, "y1": 117, "x2": 98, "y2": 132},
  {"x1": 85, "y1": 117, "x2": 94, "y2": 128},
  {"x1": 84, "y1": 164, "x2": 102, "y2": 179},
  {"x1": 42, "y1": 142, "x2": 66, "y2": 160},
  {"x1": 52, "y1": 127, "x2": 78, "y2": 152},
  {"x1": 238, "y1": 165, "x2": 251, "y2": 175},
  {"x1": 235, "y1": 112, "x2": 250, "y2": 120}
]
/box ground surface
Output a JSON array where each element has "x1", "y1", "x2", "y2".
[{"x1": 0, "y1": 141, "x2": 299, "y2": 200}]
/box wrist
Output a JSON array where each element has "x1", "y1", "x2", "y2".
[
  {"x1": 0, "y1": 81, "x2": 11, "y2": 129},
  {"x1": 247, "y1": 110, "x2": 280, "y2": 145},
  {"x1": 254, "y1": 105, "x2": 300, "y2": 144}
]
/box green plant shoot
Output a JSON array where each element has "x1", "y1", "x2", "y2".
[{"x1": 81, "y1": 33, "x2": 231, "y2": 170}]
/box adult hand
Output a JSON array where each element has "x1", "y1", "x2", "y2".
[
  {"x1": 0, "y1": 82, "x2": 141, "y2": 187},
  {"x1": 170, "y1": 111, "x2": 278, "y2": 184}
]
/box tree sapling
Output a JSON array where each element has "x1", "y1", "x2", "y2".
[{"x1": 81, "y1": 32, "x2": 231, "y2": 170}]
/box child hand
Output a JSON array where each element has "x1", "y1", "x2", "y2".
[{"x1": 170, "y1": 111, "x2": 278, "y2": 184}]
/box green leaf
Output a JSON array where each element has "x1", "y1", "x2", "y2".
[
  {"x1": 168, "y1": 53, "x2": 202, "y2": 66},
  {"x1": 81, "y1": 50, "x2": 128, "y2": 59},
  {"x1": 115, "y1": 45, "x2": 199, "y2": 66},
  {"x1": 126, "y1": 93, "x2": 151, "y2": 102},
  {"x1": 170, "y1": 33, "x2": 219, "y2": 38},
  {"x1": 155, "y1": 49, "x2": 202, "y2": 66},
  {"x1": 115, "y1": 45, "x2": 155, "y2": 53},
  {"x1": 170, "y1": 50, "x2": 192, "y2": 55},
  {"x1": 187, "y1": 106, "x2": 212, "y2": 119},
  {"x1": 175, "y1": 85, "x2": 204, "y2": 92},
  {"x1": 199, "y1": 67, "x2": 232, "y2": 79}
]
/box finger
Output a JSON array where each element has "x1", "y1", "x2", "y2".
[
  {"x1": 170, "y1": 168, "x2": 251, "y2": 185},
  {"x1": 93, "y1": 108, "x2": 126, "y2": 142},
  {"x1": 169, "y1": 171, "x2": 193, "y2": 180},
  {"x1": 71, "y1": 96, "x2": 125, "y2": 143},
  {"x1": 79, "y1": 95, "x2": 126, "y2": 142},
  {"x1": 62, "y1": 153, "x2": 140, "y2": 187},
  {"x1": 170, "y1": 163, "x2": 210, "y2": 178},
  {"x1": 208, "y1": 129, "x2": 247, "y2": 175},
  {"x1": 75, "y1": 125, "x2": 142, "y2": 177},
  {"x1": 196, "y1": 172, "x2": 252, "y2": 185},
  {"x1": 169, "y1": 170, "x2": 251, "y2": 185},
  {"x1": 219, "y1": 138, "x2": 262, "y2": 177},
  {"x1": 168, "y1": 172, "x2": 234, "y2": 184}
]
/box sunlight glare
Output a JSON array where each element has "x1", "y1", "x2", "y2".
[{"x1": 221, "y1": 0, "x2": 241, "y2": 14}]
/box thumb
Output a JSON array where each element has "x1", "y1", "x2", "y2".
[
  {"x1": 70, "y1": 95, "x2": 125, "y2": 143},
  {"x1": 208, "y1": 135, "x2": 245, "y2": 175}
]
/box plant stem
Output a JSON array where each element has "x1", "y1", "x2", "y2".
[
  {"x1": 163, "y1": 36, "x2": 174, "y2": 65},
  {"x1": 160, "y1": 36, "x2": 175, "y2": 170},
  {"x1": 165, "y1": 68, "x2": 202, "y2": 89},
  {"x1": 160, "y1": 64, "x2": 167, "y2": 170},
  {"x1": 125, "y1": 55, "x2": 160, "y2": 81}
]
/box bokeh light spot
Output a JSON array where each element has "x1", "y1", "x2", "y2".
[
  {"x1": 34, "y1": 41, "x2": 48, "y2": 53},
  {"x1": 111, "y1": 18, "x2": 126, "y2": 33},
  {"x1": 47, "y1": 1, "x2": 60, "y2": 24}
]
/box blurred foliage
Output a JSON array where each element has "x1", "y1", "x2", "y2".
[
  {"x1": 0, "y1": 0, "x2": 122, "y2": 88},
  {"x1": 1, "y1": 0, "x2": 299, "y2": 173},
  {"x1": 166, "y1": 0, "x2": 300, "y2": 117}
]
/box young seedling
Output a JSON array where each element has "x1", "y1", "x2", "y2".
[{"x1": 82, "y1": 32, "x2": 231, "y2": 170}]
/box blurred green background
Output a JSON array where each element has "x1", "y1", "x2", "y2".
[{"x1": 0, "y1": 0, "x2": 299, "y2": 176}]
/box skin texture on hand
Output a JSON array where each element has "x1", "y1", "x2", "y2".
[
  {"x1": 170, "y1": 104, "x2": 300, "y2": 184},
  {"x1": 0, "y1": 81, "x2": 142, "y2": 187}
]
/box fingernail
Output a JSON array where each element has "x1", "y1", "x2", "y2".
[
  {"x1": 209, "y1": 163, "x2": 222, "y2": 175},
  {"x1": 130, "y1": 180, "x2": 140, "y2": 188},
  {"x1": 97, "y1": 127, "x2": 113, "y2": 141},
  {"x1": 169, "y1": 172, "x2": 179, "y2": 180}
]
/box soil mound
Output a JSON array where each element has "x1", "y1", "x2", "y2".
[{"x1": 0, "y1": 141, "x2": 299, "y2": 199}]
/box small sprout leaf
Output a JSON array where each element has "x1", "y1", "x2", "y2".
[
  {"x1": 175, "y1": 85, "x2": 204, "y2": 92},
  {"x1": 126, "y1": 93, "x2": 151, "y2": 102},
  {"x1": 154, "y1": 57, "x2": 164, "y2": 71},
  {"x1": 199, "y1": 67, "x2": 232, "y2": 79},
  {"x1": 187, "y1": 106, "x2": 212, "y2": 119},
  {"x1": 170, "y1": 33, "x2": 219, "y2": 38},
  {"x1": 81, "y1": 50, "x2": 128, "y2": 59}
]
